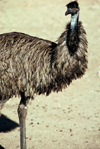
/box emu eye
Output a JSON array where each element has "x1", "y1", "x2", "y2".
[{"x1": 73, "y1": 8, "x2": 77, "y2": 10}]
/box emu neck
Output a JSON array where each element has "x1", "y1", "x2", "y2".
[
  {"x1": 66, "y1": 12, "x2": 79, "y2": 55},
  {"x1": 71, "y1": 12, "x2": 79, "y2": 31}
]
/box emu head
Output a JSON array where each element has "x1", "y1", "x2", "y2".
[{"x1": 65, "y1": 1, "x2": 80, "y2": 16}]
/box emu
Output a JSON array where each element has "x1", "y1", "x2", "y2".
[{"x1": 0, "y1": 1, "x2": 88, "y2": 149}]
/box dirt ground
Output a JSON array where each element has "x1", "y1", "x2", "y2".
[{"x1": 0, "y1": 0, "x2": 100, "y2": 149}]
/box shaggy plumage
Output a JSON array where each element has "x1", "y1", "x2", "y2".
[{"x1": 0, "y1": 21, "x2": 87, "y2": 102}]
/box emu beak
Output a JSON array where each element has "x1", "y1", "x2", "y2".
[{"x1": 65, "y1": 9, "x2": 71, "y2": 16}]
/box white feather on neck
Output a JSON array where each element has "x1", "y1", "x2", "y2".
[{"x1": 71, "y1": 12, "x2": 79, "y2": 31}]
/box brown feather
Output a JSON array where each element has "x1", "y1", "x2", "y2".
[{"x1": 0, "y1": 21, "x2": 88, "y2": 101}]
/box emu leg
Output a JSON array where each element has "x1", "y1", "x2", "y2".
[{"x1": 18, "y1": 93, "x2": 30, "y2": 149}]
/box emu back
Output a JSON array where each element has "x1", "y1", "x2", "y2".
[{"x1": 0, "y1": 32, "x2": 57, "y2": 100}]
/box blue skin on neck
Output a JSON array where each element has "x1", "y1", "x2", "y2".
[{"x1": 71, "y1": 12, "x2": 79, "y2": 31}]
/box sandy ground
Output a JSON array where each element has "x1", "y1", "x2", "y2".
[{"x1": 0, "y1": 0, "x2": 100, "y2": 149}]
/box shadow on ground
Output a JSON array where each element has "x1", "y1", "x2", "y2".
[
  {"x1": 0, "y1": 114, "x2": 19, "y2": 133},
  {"x1": 0, "y1": 145, "x2": 5, "y2": 149}
]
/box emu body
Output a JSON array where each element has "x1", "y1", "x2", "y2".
[
  {"x1": 0, "y1": 22, "x2": 87, "y2": 100},
  {"x1": 0, "y1": 1, "x2": 88, "y2": 149}
]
